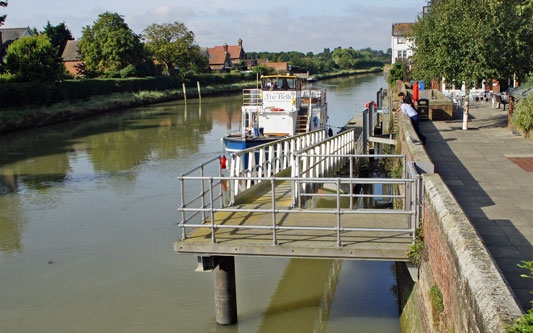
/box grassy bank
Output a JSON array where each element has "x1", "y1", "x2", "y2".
[{"x1": 0, "y1": 67, "x2": 383, "y2": 134}]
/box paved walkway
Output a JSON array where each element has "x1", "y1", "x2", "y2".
[{"x1": 421, "y1": 102, "x2": 533, "y2": 310}]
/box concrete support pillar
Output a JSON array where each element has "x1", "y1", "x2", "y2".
[{"x1": 213, "y1": 256, "x2": 237, "y2": 325}]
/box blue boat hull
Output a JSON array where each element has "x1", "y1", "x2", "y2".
[{"x1": 223, "y1": 136, "x2": 280, "y2": 154}]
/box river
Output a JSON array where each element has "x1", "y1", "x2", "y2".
[{"x1": 0, "y1": 73, "x2": 400, "y2": 332}]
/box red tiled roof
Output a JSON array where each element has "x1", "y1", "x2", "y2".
[
  {"x1": 208, "y1": 46, "x2": 230, "y2": 65},
  {"x1": 227, "y1": 45, "x2": 243, "y2": 60},
  {"x1": 208, "y1": 44, "x2": 244, "y2": 64},
  {"x1": 265, "y1": 62, "x2": 288, "y2": 72}
]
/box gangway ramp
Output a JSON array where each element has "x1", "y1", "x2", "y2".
[{"x1": 175, "y1": 129, "x2": 420, "y2": 261}]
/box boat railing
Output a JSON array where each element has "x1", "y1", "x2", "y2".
[
  {"x1": 301, "y1": 88, "x2": 326, "y2": 106},
  {"x1": 243, "y1": 89, "x2": 262, "y2": 106}
]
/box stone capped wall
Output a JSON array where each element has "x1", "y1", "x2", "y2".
[{"x1": 390, "y1": 92, "x2": 522, "y2": 332}]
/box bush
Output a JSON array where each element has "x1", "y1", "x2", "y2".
[
  {"x1": 120, "y1": 64, "x2": 137, "y2": 78},
  {"x1": 4, "y1": 35, "x2": 65, "y2": 82},
  {"x1": 0, "y1": 72, "x2": 260, "y2": 109},
  {"x1": 512, "y1": 93, "x2": 533, "y2": 138},
  {"x1": 253, "y1": 64, "x2": 275, "y2": 76},
  {"x1": 103, "y1": 70, "x2": 120, "y2": 78}
]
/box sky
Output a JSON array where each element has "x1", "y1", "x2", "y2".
[{"x1": 2, "y1": 0, "x2": 426, "y2": 52}]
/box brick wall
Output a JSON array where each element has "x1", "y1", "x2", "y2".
[{"x1": 390, "y1": 91, "x2": 522, "y2": 331}]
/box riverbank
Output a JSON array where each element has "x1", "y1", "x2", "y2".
[{"x1": 0, "y1": 67, "x2": 382, "y2": 134}]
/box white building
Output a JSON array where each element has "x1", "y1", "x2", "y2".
[{"x1": 391, "y1": 23, "x2": 415, "y2": 64}]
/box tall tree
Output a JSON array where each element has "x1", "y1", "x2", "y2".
[
  {"x1": 412, "y1": 0, "x2": 532, "y2": 130},
  {"x1": 4, "y1": 35, "x2": 65, "y2": 82},
  {"x1": 80, "y1": 12, "x2": 144, "y2": 75},
  {"x1": 142, "y1": 22, "x2": 204, "y2": 75},
  {"x1": 42, "y1": 21, "x2": 73, "y2": 57},
  {"x1": 0, "y1": 0, "x2": 7, "y2": 26}
]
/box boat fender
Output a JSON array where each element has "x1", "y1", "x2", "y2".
[
  {"x1": 272, "y1": 108, "x2": 284, "y2": 111},
  {"x1": 220, "y1": 156, "x2": 227, "y2": 169},
  {"x1": 365, "y1": 101, "x2": 377, "y2": 108}
]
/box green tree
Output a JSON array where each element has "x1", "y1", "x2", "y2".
[
  {"x1": 80, "y1": 12, "x2": 145, "y2": 75},
  {"x1": 0, "y1": 0, "x2": 7, "y2": 26},
  {"x1": 4, "y1": 35, "x2": 65, "y2": 82},
  {"x1": 412, "y1": 0, "x2": 532, "y2": 130},
  {"x1": 142, "y1": 22, "x2": 205, "y2": 75},
  {"x1": 42, "y1": 21, "x2": 73, "y2": 57}
]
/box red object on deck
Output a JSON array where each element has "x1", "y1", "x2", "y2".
[
  {"x1": 413, "y1": 81, "x2": 419, "y2": 102},
  {"x1": 220, "y1": 156, "x2": 227, "y2": 169}
]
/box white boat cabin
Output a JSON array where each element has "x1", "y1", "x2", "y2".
[{"x1": 241, "y1": 75, "x2": 327, "y2": 137}]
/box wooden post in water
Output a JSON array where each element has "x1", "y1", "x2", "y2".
[
  {"x1": 182, "y1": 83, "x2": 187, "y2": 104},
  {"x1": 197, "y1": 81, "x2": 202, "y2": 103},
  {"x1": 213, "y1": 256, "x2": 237, "y2": 325}
]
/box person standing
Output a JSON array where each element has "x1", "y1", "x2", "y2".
[{"x1": 396, "y1": 99, "x2": 426, "y2": 144}]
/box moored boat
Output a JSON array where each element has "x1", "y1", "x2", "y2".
[{"x1": 223, "y1": 75, "x2": 328, "y2": 154}]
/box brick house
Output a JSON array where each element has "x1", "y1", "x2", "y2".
[
  {"x1": 208, "y1": 39, "x2": 247, "y2": 71},
  {"x1": 61, "y1": 40, "x2": 84, "y2": 77},
  {"x1": 208, "y1": 43, "x2": 232, "y2": 71},
  {"x1": 0, "y1": 27, "x2": 34, "y2": 59}
]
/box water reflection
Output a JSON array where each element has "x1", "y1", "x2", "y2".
[
  {"x1": 0, "y1": 74, "x2": 400, "y2": 333},
  {"x1": 259, "y1": 259, "x2": 342, "y2": 332},
  {"x1": 0, "y1": 95, "x2": 241, "y2": 253},
  {"x1": 0, "y1": 193, "x2": 25, "y2": 253},
  {"x1": 0, "y1": 99, "x2": 241, "y2": 194}
]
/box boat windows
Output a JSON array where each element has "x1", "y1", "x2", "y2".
[{"x1": 262, "y1": 77, "x2": 298, "y2": 91}]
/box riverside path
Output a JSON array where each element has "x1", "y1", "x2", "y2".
[{"x1": 420, "y1": 101, "x2": 533, "y2": 310}]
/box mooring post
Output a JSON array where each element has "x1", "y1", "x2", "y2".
[
  {"x1": 213, "y1": 256, "x2": 237, "y2": 325},
  {"x1": 182, "y1": 83, "x2": 187, "y2": 104},
  {"x1": 197, "y1": 81, "x2": 202, "y2": 103}
]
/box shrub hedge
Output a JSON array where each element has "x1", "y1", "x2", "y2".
[{"x1": 0, "y1": 72, "x2": 259, "y2": 109}]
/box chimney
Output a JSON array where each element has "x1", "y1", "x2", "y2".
[
  {"x1": 238, "y1": 38, "x2": 242, "y2": 47},
  {"x1": 223, "y1": 43, "x2": 228, "y2": 53}
]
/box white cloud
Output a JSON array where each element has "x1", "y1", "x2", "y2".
[{"x1": 2, "y1": 0, "x2": 423, "y2": 51}]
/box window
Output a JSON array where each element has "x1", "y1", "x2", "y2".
[
  {"x1": 402, "y1": 50, "x2": 407, "y2": 58},
  {"x1": 397, "y1": 36, "x2": 407, "y2": 44}
]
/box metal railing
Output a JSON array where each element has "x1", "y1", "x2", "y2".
[
  {"x1": 243, "y1": 89, "x2": 262, "y2": 106},
  {"x1": 228, "y1": 129, "x2": 327, "y2": 200},
  {"x1": 177, "y1": 174, "x2": 419, "y2": 246},
  {"x1": 292, "y1": 129, "x2": 357, "y2": 206}
]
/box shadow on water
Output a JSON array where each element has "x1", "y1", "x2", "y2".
[{"x1": 421, "y1": 110, "x2": 533, "y2": 310}]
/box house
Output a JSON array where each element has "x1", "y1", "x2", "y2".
[
  {"x1": 227, "y1": 39, "x2": 246, "y2": 65},
  {"x1": 208, "y1": 39, "x2": 247, "y2": 71},
  {"x1": 207, "y1": 43, "x2": 232, "y2": 71},
  {"x1": 264, "y1": 62, "x2": 289, "y2": 73},
  {"x1": 391, "y1": 23, "x2": 415, "y2": 64},
  {"x1": 0, "y1": 27, "x2": 34, "y2": 58},
  {"x1": 61, "y1": 40, "x2": 84, "y2": 77}
]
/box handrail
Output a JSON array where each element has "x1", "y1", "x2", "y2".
[
  {"x1": 243, "y1": 89, "x2": 262, "y2": 106},
  {"x1": 177, "y1": 174, "x2": 418, "y2": 246},
  {"x1": 228, "y1": 129, "x2": 327, "y2": 200},
  {"x1": 292, "y1": 129, "x2": 356, "y2": 206}
]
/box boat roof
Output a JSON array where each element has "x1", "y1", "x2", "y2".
[{"x1": 261, "y1": 75, "x2": 298, "y2": 78}]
